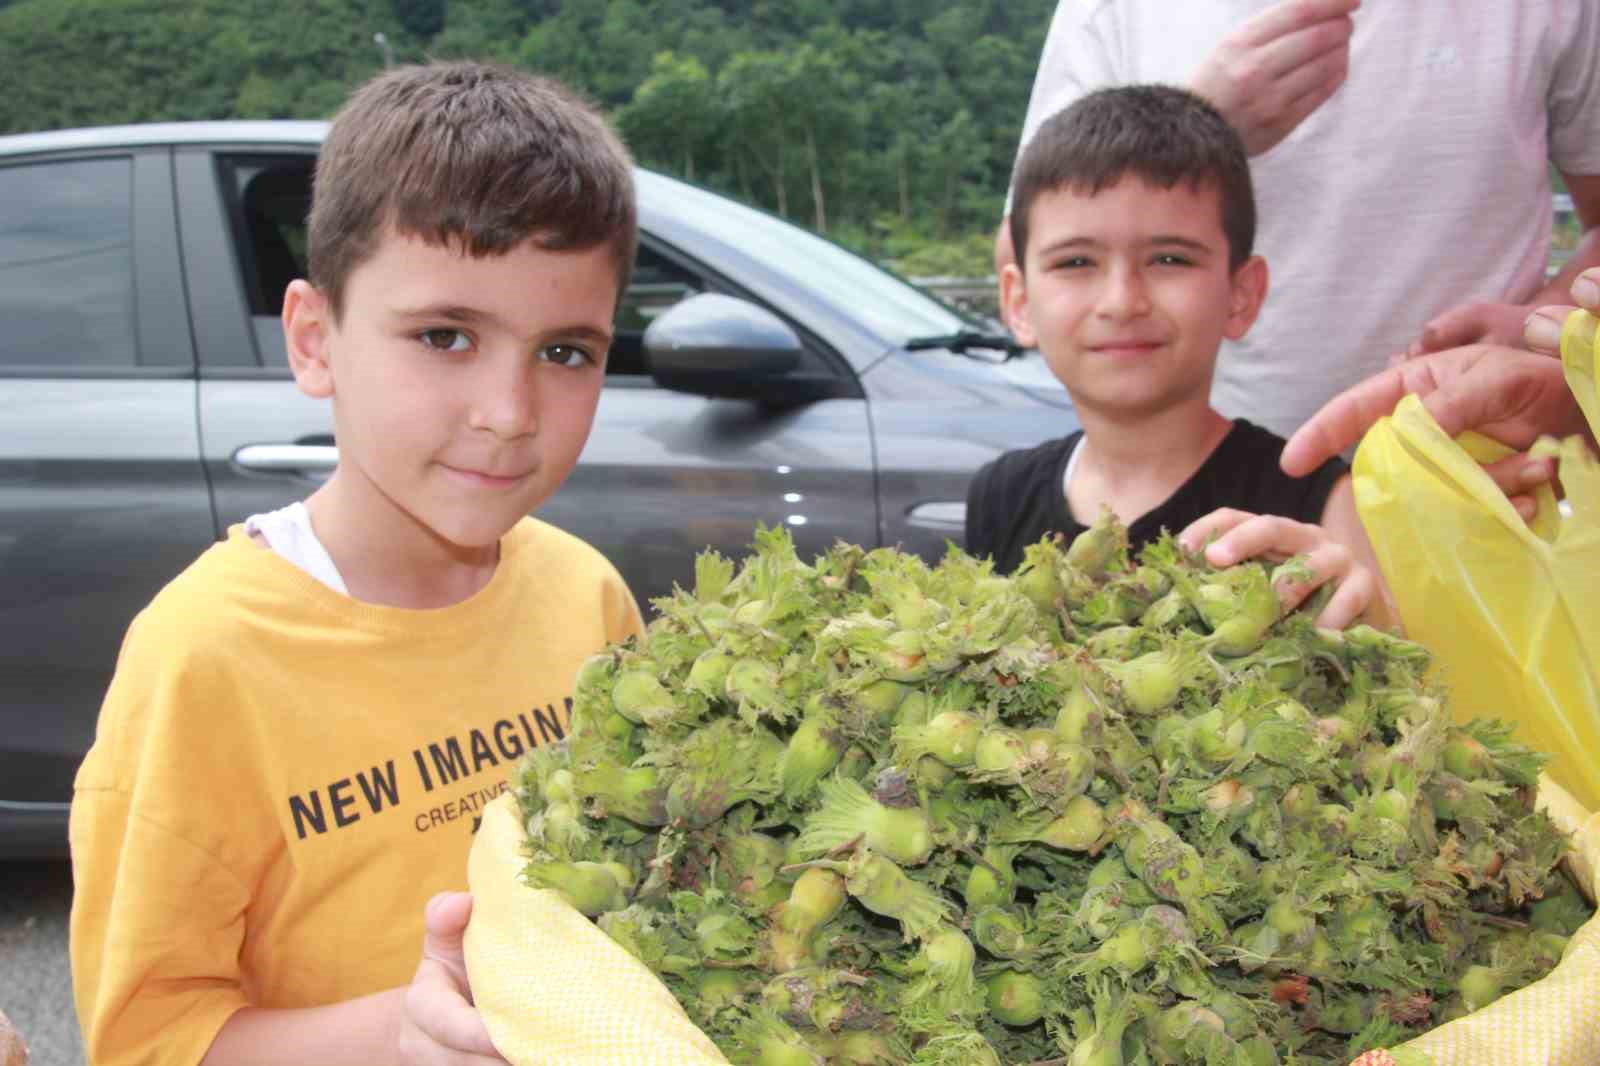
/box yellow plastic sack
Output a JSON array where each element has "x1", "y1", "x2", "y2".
[
  {"x1": 465, "y1": 785, "x2": 1598, "y2": 1066},
  {"x1": 464, "y1": 792, "x2": 729, "y2": 1065},
  {"x1": 1349, "y1": 315, "x2": 1600, "y2": 811}
]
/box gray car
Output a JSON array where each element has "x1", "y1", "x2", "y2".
[{"x1": 0, "y1": 121, "x2": 1075, "y2": 857}]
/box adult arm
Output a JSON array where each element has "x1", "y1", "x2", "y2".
[
  {"x1": 1279, "y1": 324, "x2": 1592, "y2": 523},
  {"x1": 1282, "y1": 340, "x2": 1588, "y2": 460},
  {"x1": 1187, "y1": 0, "x2": 1359, "y2": 156},
  {"x1": 1409, "y1": 173, "x2": 1600, "y2": 353},
  {"x1": 1284, "y1": 262, "x2": 1600, "y2": 474},
  {"x1": 996, "y1": 0, "x2": 1358, "y2": 280},
  {"x1": 1410, "y1": 0, "x2": 1600, "y2": 354}
]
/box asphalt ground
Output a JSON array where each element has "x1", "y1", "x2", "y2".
[{"x1": 0, "y1": 861, "x2": 82, "y2": 1066}]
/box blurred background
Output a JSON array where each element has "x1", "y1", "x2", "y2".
[{"x1": 0, "y1": 0, "x2": 1063, "y2": 308}]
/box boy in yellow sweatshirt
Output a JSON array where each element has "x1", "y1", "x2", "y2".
[{"x1": 69, "y1": 63, "x2": 643, "y2": 1066}]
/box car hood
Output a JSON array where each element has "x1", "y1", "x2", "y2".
[{"x1": 860, "y1": 345, "x2": 1073, "y2": 411}]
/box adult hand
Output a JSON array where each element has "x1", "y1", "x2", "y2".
[
  {"x1": 398, "y1": 893, "x2": 507, "y2": 1066},
  {"x1": 1179, "y1": 509, "x2": 1376, "y2": 630},
  {"x1": 1189, "y1": 0, "x2": 1360, "y2": 156},
  {"x1": 1405, "y1": 300, "x2": 1532, "y2": 357},
  {"x1": 1280, "y1": 344, "x2": 1582, "y2": 521},
  {"x1": 1524, "y1": 265, "x2": 1600, "y2": 355}
]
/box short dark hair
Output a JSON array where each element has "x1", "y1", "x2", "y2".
[
  {"x1": 1009, "y1": 85, "x2": 1255, "y2": 270},
  {"x1": 309, "y1": 62, "x2": 637, "y2": 318}
]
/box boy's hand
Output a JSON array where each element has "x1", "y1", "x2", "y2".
[
  {"x1": 1180, "y1": 509, "x2": 1376, "y2": 630},
  {"x1": 398, "y1": 893, "x2": 507, "y2": 1066},
  {"x1": 1189, "y1": 0, "x2": 1359, "y2": 156}
]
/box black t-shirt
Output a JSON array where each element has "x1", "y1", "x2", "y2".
[{"x1": 964, "y1": 419, "x2": 1348, "y2": 574}]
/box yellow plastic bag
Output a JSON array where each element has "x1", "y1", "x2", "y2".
[
  {"x1": 463, "y1": 792, "x2": 729, "y2": 1065},
  {"x1": 1349, "y1": 315, "x2": 1600, "y2": 811}
]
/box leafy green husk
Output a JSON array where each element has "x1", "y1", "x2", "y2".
[{"x1": 514, "y1": 517, "x2": 1588, "y2": 1064}]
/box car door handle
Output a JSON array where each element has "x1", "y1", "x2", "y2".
[
  {"x1": 905, "y1": 501, "x2": 966, "y2": 534},
  {"x1": 233, "y1": 443, "x2": 339, "y2": 475}
]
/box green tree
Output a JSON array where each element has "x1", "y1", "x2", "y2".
[
  {"x1": 0, "y1": 0, "x2": 1062, "y2": 272},
  {"x1": 426, "y1": 0, "x2": 529, "y2": 63},
  {"x1": 718, "y1": 50, "x2": 795, "y2": 217},
  {"x1": 617, "y1": 52, "x2": 720, "y2": 182},
  {"x1": 781, "y1": 37, "x2": 859, "y2": 233},
  {"x1": 391, "y1": 0, "x2": 445, "y2": 38}
]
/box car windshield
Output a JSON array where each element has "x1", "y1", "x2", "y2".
[{"x1": 644, "y1": 172, "x2": 973, "y2": 344}]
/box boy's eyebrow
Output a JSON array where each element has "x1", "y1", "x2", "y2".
[
  {"x1": 554, "y1": 324, "x2": 616, "y2": 347},
  {"x1": 1147, "y1": 236, "x2": 1215, "y2": 253},
  {"x1": 391, "y1": 302, "x2": 498, "y2": 326},
  {"x1": 391, "y1": 303, "x2": 614, "y2": 345},
  {"x1": 1035, "y1": 235, "x2": 1218, "y2": 255},
  {"x1": 1036, "y1": 237, "x2": 1100, "y2": 254}
]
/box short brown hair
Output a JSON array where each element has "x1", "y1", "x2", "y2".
[
  {"x1": 1010, "y1": 85, "x2": 1255, "y2": 271},
  {"x1": 309, "y1": 62, "x2": 637, "y2": 317}
]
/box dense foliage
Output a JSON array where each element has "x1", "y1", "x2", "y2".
[
  {"x1": 0, "y1": 0, "x2": 1054, "y2": 274},
  {"x1": 514, "y1": 518, "x2": 1591, "y2": 1064}
]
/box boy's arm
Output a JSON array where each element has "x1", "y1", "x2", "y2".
[
  {"x1": 198, "y1": 992, "x2": 405, "y2": 1066},
  {"x1": 1316, "y1": 475, "x2": 1400, "y2": 631},
  {"x1": 72, "y1": 620, "x2": 504, "y2": 1066},
  {"x1": 71, "y1": 730, "x2": 256, "y2": 1066},
  {"x1": 200, "y1": 895, "x2": 504, "y2": 1066}
]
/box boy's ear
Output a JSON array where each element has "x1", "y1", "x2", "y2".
[
  {"x1": 1224, "y1": 255, "x2": 1269, "y2": 341},
  {"x1": 283, "y1": 279, "x2": 336, "y2": 399},
  {"x1": 1000, "y1": 263, "x2": 1039, "y2": 349}
]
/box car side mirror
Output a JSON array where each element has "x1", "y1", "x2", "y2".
[{"x1": 644, "y1": 292, "x2": 803, "y2": 400}]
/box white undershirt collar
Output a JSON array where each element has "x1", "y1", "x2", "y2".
[{"x1": 243, "y1": 501, "x2": 349, "y2": 594}]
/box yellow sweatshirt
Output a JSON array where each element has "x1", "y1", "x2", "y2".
[{"x1": 70, "y1": 518, "x2": 643, "y2": 1066}]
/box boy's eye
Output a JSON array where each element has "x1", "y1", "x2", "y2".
[
  {"x1": 540, "y1": 343, "x2": 595, "y2": 368},
  {"x1": 1053, "y1": 256, "x2": 1092, "y2": 270},
  {"x1": 418, "y1": 328, "x2": 472, "y2": 352},
  {"x1": 1153, "y1": 254, "x2": 1192, "y2": 267}
]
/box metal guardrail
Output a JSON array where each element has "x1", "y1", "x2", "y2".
[{"x1": 911, "y1": 275, "x2": 1000, "y2": 319}]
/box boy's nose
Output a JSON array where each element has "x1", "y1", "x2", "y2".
[
  {"x1": 469, "y1": 366, "x2": 541, "y2": 439},
  {"x1": 1097, "y1": 265, "x2": 1151, "y2": 319}
]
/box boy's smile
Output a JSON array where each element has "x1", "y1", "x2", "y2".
[
  {"x1": 1003, "y1": 177, "x2": 1266, "y2": 422},
  {"x1": 282, "y1": 229, "x2": 619, "y2": 597}
]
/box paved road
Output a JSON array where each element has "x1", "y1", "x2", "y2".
[{"x1": 1, "y1": 862, "x2": 82, "y2": 1066}]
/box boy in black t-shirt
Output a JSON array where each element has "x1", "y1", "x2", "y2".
[{"x1": 968, "y1": 85, "x2": 1393, "y2": 630}]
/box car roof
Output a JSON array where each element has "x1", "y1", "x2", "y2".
[
  {"x1": 0, "y1": 120, "x2": 330, "y2": 156},
  {"x1": 0, "y1": 120, "x2": 958, "y2": 363}
]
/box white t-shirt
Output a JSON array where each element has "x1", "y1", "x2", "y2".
[
  {"x1": 1014, "y1": 1, "x2": 1600, "y2": 439},
  {"x1": 243, "y1": 501, "x2": 348, "y2": 594}
]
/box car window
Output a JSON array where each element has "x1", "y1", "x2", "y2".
[
  {"x1": 219, "y1": 157, "x2": 700, "y2": 379},
  {"x1": 0, "y1": 157, "x2": 136, "y2": 370},
  {"x1": 609, "y1": 244, "x2": 702, "y2": 376},
  {"x1": 640, "y1": 172, "x2": 972, "y2": 345},
  {"x1": 217, "y1": 154, "x2": 313, "y2": 370},
  {"x1": 224, "y1": 155, "x2": 312, "y2": 320}
]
